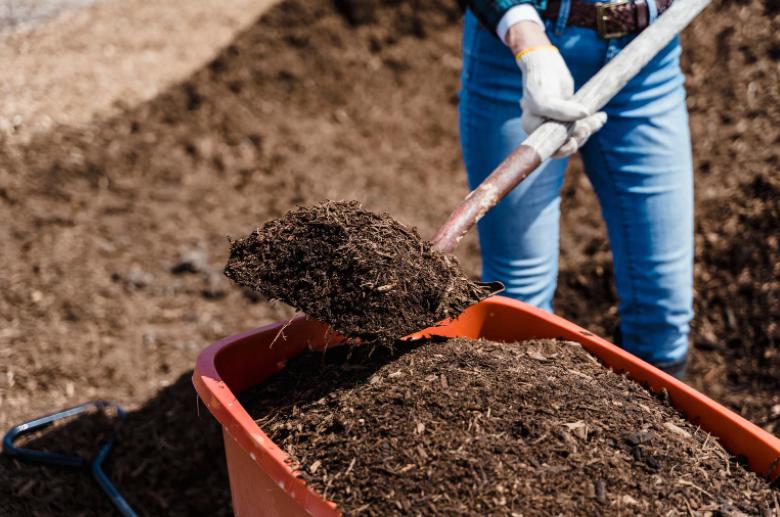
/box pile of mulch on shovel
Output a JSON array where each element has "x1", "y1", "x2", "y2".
[
  {"x1": 243, "y1": 338, "x2": 779, "y2": 516},
  {"x1": 224, "y1": 201, "x2": 491, "y2": 341}
]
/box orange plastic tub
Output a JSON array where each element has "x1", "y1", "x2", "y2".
[{"x1": 193, "y1": 296, "x2": 780, "y2": 516}]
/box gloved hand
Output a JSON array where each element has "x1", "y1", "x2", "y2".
[{"x1": 515, "y1": 45, "x2": 607, "y2": 158}]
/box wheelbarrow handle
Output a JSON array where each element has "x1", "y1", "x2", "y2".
[
  {"x1": 92, "y1": 440, "x2": 139, "y2": 517},
  {"x1": 2, "y1": 400, "x2": 123, "y2": 467},
  {"x1": 2, "y1": 400, "x2": 137, "y2": 517},
  {"x1": 431, "y1": 0, "x2": 711, "y2": 254}
]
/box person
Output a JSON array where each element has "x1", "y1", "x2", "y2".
[{"x1": 461, "y1": 0, "x2": 692, "y2": 378}]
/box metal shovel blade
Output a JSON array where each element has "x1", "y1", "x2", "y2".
[{"x1": 476, "y1": 280, "x2": 505, "y2": 300}]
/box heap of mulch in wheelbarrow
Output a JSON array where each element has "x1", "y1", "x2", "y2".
[
  {"x1": 224, "y1": 201, "x2": 492, "y2": 342},
  {"x1": 243, "y1": 338, "x2": 779, "y2": 516}
]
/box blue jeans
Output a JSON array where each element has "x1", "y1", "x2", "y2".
[{"x1": 459, "y1": 8, "x2": 693, "y2": 365}]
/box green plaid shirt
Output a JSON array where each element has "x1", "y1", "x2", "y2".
[{"x1": 465, "y1": 0, "x2": 547, "y2": 33}]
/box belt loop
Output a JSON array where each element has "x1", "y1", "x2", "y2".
[
  {"x1": 554, "y1": 0, "x2": 571, "y2": 36},
  {"x1": 647, "y1": 0, "x2": 659, "y2": 23}
]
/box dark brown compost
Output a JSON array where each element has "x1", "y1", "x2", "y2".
[
  {"x1": 243, "y1": 338, "x2": 779, "y2": 516},
  {"x1": 224, "y1": 201, "x2": 492, "y2": 341}
]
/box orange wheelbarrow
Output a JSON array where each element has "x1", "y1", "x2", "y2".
[{"x1": 193, "y1": 296, "x2": 780, "y2": 516}]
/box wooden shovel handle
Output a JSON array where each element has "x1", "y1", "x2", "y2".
[{"x1": 431, "y1": 0, "x2": 710, "y2": 254}]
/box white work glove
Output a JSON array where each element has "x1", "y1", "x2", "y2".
[{"x1": 516, "y1": 45, "x2": 607, "y2": 158}]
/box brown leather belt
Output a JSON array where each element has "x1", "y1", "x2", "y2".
[{"x1": 541, "y1": 0, "x2": 674, "y2": 39}]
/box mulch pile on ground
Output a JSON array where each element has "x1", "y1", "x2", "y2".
[
  {"x1": 244, "y1": 338, "x2": 779, "y2": 516},
  {"x1": 690, "y1": 173, "x2": 780, "y2": 424},
  {"x1": 225, "y1": 200, "x2": 491, "y2": 341}
]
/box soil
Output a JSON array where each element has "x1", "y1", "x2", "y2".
[
  {"x1": 225, "y1": 200, "x2": 491, "y2": 341},
  {"x1": 0, "y1": 0, "x2": 778, "y2": 514},
  {"x1": 244, "y1": 338, "x2": 779, "y2": 516}
]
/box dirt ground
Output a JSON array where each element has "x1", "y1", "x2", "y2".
[
  {"x1": 0, "y1": 0, "x2": 778, "y2": 514},
  {"x1": 0, "y1": 0, "x2": 276, "y2": 144}
]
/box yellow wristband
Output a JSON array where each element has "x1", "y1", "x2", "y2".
[{"x1": 514, "y1": 44, "x2": 558, "y2": 62}]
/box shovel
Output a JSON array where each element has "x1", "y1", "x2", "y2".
[{"x1": 432, "y1": 0, "x2": 710, "y2": 258}]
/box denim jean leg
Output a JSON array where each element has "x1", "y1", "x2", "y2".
[
  {"x1": 579, "y1": 41, "x2": 693, "y2": 364},
  {"x1": 459, "y1": 11, "x2": 568, "y2": 312}
]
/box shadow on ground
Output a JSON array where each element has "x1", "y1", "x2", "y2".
[{"x1": 1, "y1": 373, "x2": 231, "y2": 516}]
